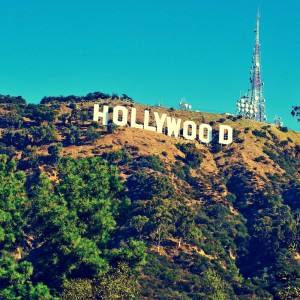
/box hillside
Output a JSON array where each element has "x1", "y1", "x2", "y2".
[{"x1": 0, "y1": 94, "x2": 300, "y2": 299}]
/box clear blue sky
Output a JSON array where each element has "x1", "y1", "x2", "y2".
[{"x1": 1, "y1": 0, "x2": 299, "y2": 130}]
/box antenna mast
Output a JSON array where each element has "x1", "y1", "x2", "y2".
[
  {"x1": 237, "y1": 9, "x2": 267, "y2": 122},
  {"x1": 250, "y1": 8, "x2": 266, "y2": 121}
]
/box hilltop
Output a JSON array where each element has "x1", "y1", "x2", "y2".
[{"x1": 0, "y1": 93, "x2": 300, "y2": 299}]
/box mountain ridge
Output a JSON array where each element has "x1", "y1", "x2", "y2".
[{"x1": 0, "y1": 95, "x2": 300, "y2": 299}]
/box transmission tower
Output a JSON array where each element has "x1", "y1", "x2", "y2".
[{"x1": 237, "y1": 9, "x2": 267, "y2": 122}]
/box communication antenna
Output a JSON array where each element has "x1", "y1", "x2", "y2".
[
  {"x1": 236, "y1": 9, "x2": 267, "y2": 122},
  {"x1": 179, "y1": 97, "x2": 192, "y2": 111},
  {"x1": 274, "y1": 115, "x2": 283, "y2": 127},
  {"x1": 156, "y1": 100, "x2": 162, "y2": 107}
]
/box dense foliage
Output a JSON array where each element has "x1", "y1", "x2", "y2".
[
  {"x1": 0, "y1": 94, "x2": 26, "y2": 104},
  {"x1": 0, "y1": 155, "x2": 145, "y2": 299},
  {"x1": 40, "y1": 92, "x2": 134, "y2": 104}
]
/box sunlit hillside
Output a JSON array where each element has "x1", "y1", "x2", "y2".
[{"x1": 0, "y1": 94, "x2": 299, "y2": 299}]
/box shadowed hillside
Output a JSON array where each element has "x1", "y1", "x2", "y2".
[{"x1": 0, "y1": 94, "x2": 299, "y2": 299}]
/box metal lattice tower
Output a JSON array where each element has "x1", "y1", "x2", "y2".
[{"x1": 237, "y1": 9, "x2": 267, "y2": 122}]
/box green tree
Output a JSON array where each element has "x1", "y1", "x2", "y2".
[
  {"x1": 147, "y1": 198, "x2": 176, "y2": 251},
  {"x1": 59, "y1": 113, "x2": 70, "y2": 124},
  {"x1": 127, "y1": 171, "x2": 174, "y2": 201},
  {"x1": 79, "y1": 110, "x2": 91, "y2": 124},
  {"x1": 200, "y1": 269, "x2": 227, "y2": 300},
  {"x1": 62, "y1": 263, "x2": 140, "y2": 300},
  {"x1": 0, "y1": 155, "x2": 55, "y2": 299},
  {"x1": 1, "y1": 128, "x2": 30, "y2": 148},
  {"x1": 0, "y1": 254, "x2": 55, "y2": 300},
  {"x1": 21, "y1": 145, "x2": 40, "y2": 168},
  {"x1": 107, "y1": 122, "x2": 118, "y2": 134},
  {"x1": 0, "y1": 156, "x2": 27, "y2": 251},
  {"x1": 29, "y1": 125, "x2": 57, "y2": 145},
  {"x1": 85, "y1": 126, "x2": 101, "y2": 142},
  {"x1": 63, "y1": 125, "x2": 81, "y2": 145},
  {"x1": 176, "y1": 143, "x2": 203, "y2": 168},
  {"x1": 27, "y1": 104, "x2": 57, "y2": 125},
  {"x1": 175, "y1": 208, "x2": 202, "y2": 247},
  {"x1": 130, "y1": 215, "x2": 149, "y2": 240},
  {"x1": 27, "y1": 157, "x2": 139, "y2": 290},
  {"x1": 93, "y1": 262, "x2": 140, "y2": 299},
  {"x1": 48, "y1": 142, "x2": 63, "y2": 165}
]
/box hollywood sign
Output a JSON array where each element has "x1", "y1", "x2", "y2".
[{"x1": 93, "y1": 105, "x2": 233, "y2": 144}]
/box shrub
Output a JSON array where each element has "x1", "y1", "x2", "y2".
[
  {"x1": 176, "y1": 143, "x2": 203, "y2": 168},
  {"x1": 48, "y1": 142, "x2": 63, "y2": 164},
  {"x1": 162, "y1": 151, "x2": 168, "y2": 157},
  {"x1": 0, "y1": 142, "x2": 15, "y2": 157},
  {"x1": 85, "y1": 126, "x2": 101, "y2": 142},
  {"x1": 252, "y1": 129, "x2": 268, "y2": 138},
  {"x1": 127, "y1": 171, "x2": 174, "y2": 200},
  {"x1": 0, "y1": 94, "x2": 26, "y2": 104},
  {"x1": 0, "y1": 112, "x2": 24, "y2": 128},
  {"x1": 107, "y1": 122, "x2": 118, "y2": 133},
  {"x1": 254, "y1": 156, "x2": 266, "y2": 162},
  {"x1": 29, "y1": 126, "x2": 57, "y2": 145},
  {"x1": 235, "y1": 138, "x2": 244, "y2": 143},
  {"x1": 280, "y1": 140, "x2": 289, "y2": 147},
  {"x1": 233, "y1": 129, "x2": 241, "y2": 138},
  {"x1": 63, "y1": 125, "x2": 82, "y2": 145},
  {"x1": 279, "y1": 127, "x2": 288, "y2": 132},
  {"x1": 103, "y1": 150, "x2": 133, "y2": 166},
  {"x1": 218, "y1": 118, "x2": 226, "y2": 123},
  {"x1": 135, "y1": 155, "x2": 165, "y2": 172}
]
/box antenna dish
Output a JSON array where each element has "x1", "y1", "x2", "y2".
[{"x1": 179, "y1": 98, "x2": 192, "y2": 111}]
